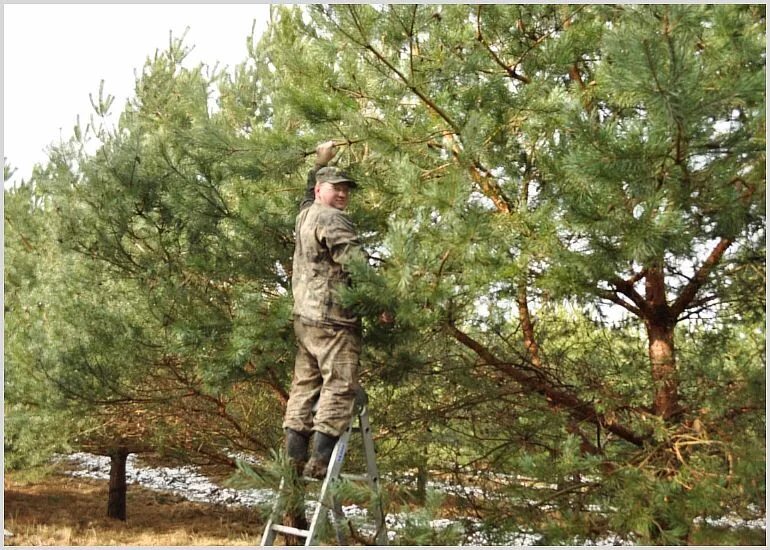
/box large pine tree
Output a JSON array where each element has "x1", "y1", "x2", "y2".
[{"x1": 247, "y1": 4, "x2": 765, "y2": 543}]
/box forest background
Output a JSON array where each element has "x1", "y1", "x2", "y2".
[{"x1": 5, "y1": 4, "x2": 766, "y2": 545}]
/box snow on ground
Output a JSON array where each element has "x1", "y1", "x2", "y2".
[
  {"x1": 55, "y1": 452, "x2": 765, "y2": 545},
  {"x1": 695, "y1": 513, "x2": 767, "y2": 531},
  {"x1": 59, "y1": 452, "x2": 274, "y2": 509}
]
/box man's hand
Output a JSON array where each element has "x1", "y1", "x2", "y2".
[{"x1": 316, "y1": 141, "x2": 337, "y2": 167}]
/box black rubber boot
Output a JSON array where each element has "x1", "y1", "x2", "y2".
[
  {"x1": 284, "y1": 428, "x2": 310, "y2": 474},
  {"x1": 302, "y1": 431, "x2": 339, "y2": 480}
]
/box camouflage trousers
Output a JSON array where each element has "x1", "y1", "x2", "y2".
[{"x1": 282, "y1": 317, "x2": 362, "y2": 437}]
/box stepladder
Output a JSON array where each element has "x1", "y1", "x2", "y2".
[{"x1": 261, "y1": 388, "x2": 388, "y2": 546}]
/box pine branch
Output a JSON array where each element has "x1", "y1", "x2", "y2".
[
  {"x1": 517, "y1": 284, "x2": 543, "y2": 369},
  {"x1": 598, "y1": 289, "x2": 643, "y2": 317},
  {"x1": 336, "y1": 6, "x2": 516, "y2": 214},
  {"x1": 163, "y1": 357, "x2": 270, "y2": 450},
  {"x1": 670, "y1": 237, "x2": 733, "y2": 318},
  {"x1": 445, "y1": 322, "x2": 646, "y2": 447},
  {"x1": 345, "y1": 5, "x2": 461, "y2": 135},
  {"x1": 510, "y1": 5, "x2": 588, "y2": 74},
  {"x1": 532, "y1": 480, "x2": 600, "y2": 509},
  {"x1": 475, "y1": 6, "x2": 531, "y2": 84},
  {"x1": 466, "y1": 158, "x2": 515, "y2": 214},
  {"x1": 4, "y1": 215, "x2": 35, "y2": 252},
  {"x1": 568, "y1": 62, "x2": 597, "y2": 114},
  {"x1": 675, "y1": 294, "x2": 719, "y2": 321},
  {"x1": 610, "y1": 276, "x2": 651, "y2": 318},
  {"x1": 248, "y1": 360, "x2": 290, "y2": 405}
]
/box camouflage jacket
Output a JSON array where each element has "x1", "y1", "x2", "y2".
[{"x1": 291, "y1": 168, "x2": 364, "y2": 327}]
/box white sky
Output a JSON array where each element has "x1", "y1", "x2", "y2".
[{"x1": 3, "y1": 3, "x2": 272, "y2": 187}]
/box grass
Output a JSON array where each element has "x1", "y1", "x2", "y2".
[
  {"x1": 4, "y1": 465, "x2": 264, "y2": 546},
  {"x1": 688, "y1": 524, "x2": 766, "y2": 546}
]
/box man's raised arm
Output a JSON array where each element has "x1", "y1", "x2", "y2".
[{"x1": 300, "y1": 141, "x2": 337, "y2": 210}]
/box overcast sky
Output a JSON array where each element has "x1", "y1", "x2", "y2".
[{"x1": 3, "y1": 3, "x2": 271, "y2": 186}]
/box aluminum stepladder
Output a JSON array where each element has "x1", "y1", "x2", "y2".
[{"x1": 261, "y1": 388, "x2": 388, "y2": 546}]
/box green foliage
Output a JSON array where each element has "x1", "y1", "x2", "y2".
[
  {"x1": 4, "y1": 179, "x2": 83, "y2": 469},
  {"x1": 229, "y1": 451, "x2": 305, "y2": 522},
  {"x1": 6, "y1": 32, "x2": 293, "y2": 469}
]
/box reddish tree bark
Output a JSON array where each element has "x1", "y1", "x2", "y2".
[
  {"x1": 646, "y1": 320, "x2": 679, "y2": 419},
  {"x1": 644, "y1": 265, "x2": 679, "y2": 419}
]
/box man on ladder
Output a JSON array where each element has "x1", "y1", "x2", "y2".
[
  {"x1": 266, "y1": 140, "x2": 390, "y2": 545},
  {"x1": 283, "y1": 140, "x2": 381, "y2": 480}
]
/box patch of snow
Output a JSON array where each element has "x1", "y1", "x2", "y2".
[
  {"x1": 695, "y1": 513, "x2": 766, "y2": 530},
  {"x1": 56, "y1": 452, "x2": 274, "y2": 509},
  {"x1": 579, "y1": 534, "x2": 635, "y2": 546},
  {"x1": 226, "y1": 450, "x2": 262, "y2": 466},
  {"x1": 429, "y1": 518, "x2": 456, "y2": 530}
]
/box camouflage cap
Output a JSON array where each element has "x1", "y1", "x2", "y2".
[{"x1": 316, "y1": 166, "x2": 358, "y2": 188}]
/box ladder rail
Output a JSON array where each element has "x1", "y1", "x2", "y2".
[
  {"x1": 330, "y1": 495, "x2": 348, "y2": 546},
  {"x1": 359, "y1": 405, "x2": 389, "y2": 546},
  {"x1": 305, "y1": 426, "x2": 351, "y2": 546}
]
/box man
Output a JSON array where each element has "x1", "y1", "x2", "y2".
[{"x1": 282, "y1": 141, "x2": 366, "y2": 480}]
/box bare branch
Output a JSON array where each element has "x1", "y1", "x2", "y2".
[
  {"x1": 610, "y1": 276, "x2": 652, "y2": 318},
  {"x1": 598, "y1": 289, "x2": 643, "y2": 317},
  {"x1": 671, "y1": 237, "x2": 733, "y2": 318}
]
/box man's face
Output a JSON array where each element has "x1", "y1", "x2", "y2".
[{"x1": 315, "y1": 181, "x2": 352, "y2": 210}]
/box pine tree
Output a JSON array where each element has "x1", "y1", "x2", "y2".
[
  {"x1": 542, "y1": 4, "x2": 765, "y2": 420},
  {"x1": 6, "y1": 34, "x2": 293, "y2": 517},
  {"x1": 251, "y1": 4, "x2": 765, "y2": 543},
  {"x1": 4, "y1": 165, "x2": 85, "y2": 469}
]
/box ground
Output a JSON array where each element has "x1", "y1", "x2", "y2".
[
  {"x1": 4, "y1": 462, "x2": 765, "y2": 546},
  {"x1": 4, "y1": 467, "x2": 263, "y2": 546}
]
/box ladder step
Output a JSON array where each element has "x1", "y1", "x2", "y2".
[
  {"x1": 340, "y1": 473, "x2": 369, "y2": 482},
  {"x1": 270, "y1": 525, "x2": 310, "y2": 538},
  {"x1": 301, "y1": 473, "x2": 368, "y2": 482}
]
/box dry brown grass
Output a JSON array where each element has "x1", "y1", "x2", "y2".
[{"x1": 4, "y1": 468, "x2": 265, "y2": 546}]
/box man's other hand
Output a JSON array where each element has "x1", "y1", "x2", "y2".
[{"x1": 379, "y1": 311, "x2": 395, "y2": 325}]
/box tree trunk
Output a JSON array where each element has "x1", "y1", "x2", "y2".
[
  {"x1": 107, "y1": 448, "x2": 129, "y2": 521},
  {"x1": 516, "y1": 175, "x2": 544, "y2": 371},
  {"x1": 517, "y1": 283, "x2": 543, "y2": 369},
  {"x1": 644, "y1": 266, "x2": 679, "y2": 419},
  {"x1": 415, "y1": 460, "x2": 428, "y2": 504},
  {"x1": 646, "y1": 320, "x2": 679, "y2": 419}
]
